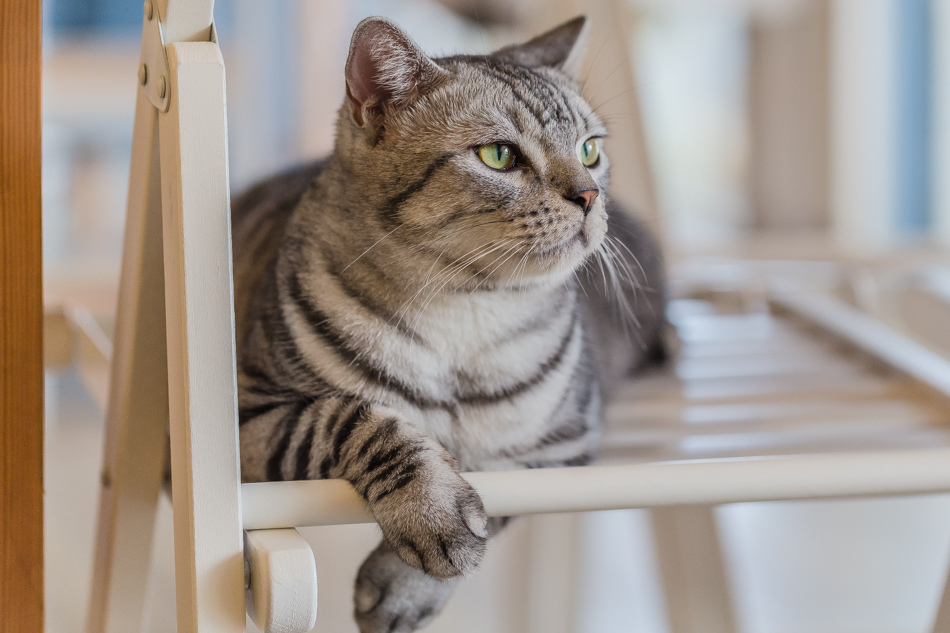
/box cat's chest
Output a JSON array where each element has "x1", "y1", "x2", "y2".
[
  {"x1": 375, "y1": 293, "x2": 581, "y2": 465},
  {"x1": 390, "y1": 292, "x2": 556, "y2": 383}
]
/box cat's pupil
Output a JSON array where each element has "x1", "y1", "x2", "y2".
[{"x1": 477, "y1": 143, "x2": 515, "y2": 170}]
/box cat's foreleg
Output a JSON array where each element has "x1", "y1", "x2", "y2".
[{"x1": 241, "y1": 396, "x2": 489, "y2": 577}]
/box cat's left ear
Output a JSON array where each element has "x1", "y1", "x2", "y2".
[
  {"x1": 493, "y1": 16, "x2": 590, "y2": 80},
  {"x1": 345, "y1": 17, "x2": 448, "y2": 128}
]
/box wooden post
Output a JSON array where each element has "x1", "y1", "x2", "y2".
[
  {"x1": 0, "y1": 0, "x2": 44, "y2": 631},
  {"x1": 651, "y1": 506, "x2": 738, "y2": 633},
  {"x1": 159, "y1": 41, "x2": 244, "y2": 633},
  {"x1": 748, "y1": 0, "x2": 831, "y2": 231},
  {"x1": 86, "y1": 89, "x2": 171, "y2": 633},
  {"x1": 88, "y1": 2, "x2": 244, "y2": 630},
  {"x1": 829, "y1": 0, "x2": 900, "y2": 250}
]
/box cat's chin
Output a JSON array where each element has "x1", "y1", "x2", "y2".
[{"x1": 502, "y1": 232, "x2": 604, "y2": 286}]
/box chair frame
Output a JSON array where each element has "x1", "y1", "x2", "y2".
[{"x1": 87, "y1": 2, "x2": 244, "y2": 631}]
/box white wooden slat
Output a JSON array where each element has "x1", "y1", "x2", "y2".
[
  {"x1": 615, "y1": 382, "x2": 929, "y2": 415},
  {"x1": 525, "y1": 514, "x2": 582, "y2": 633},
  {"x1": 242, "y1": 449, "x2": 950, "y2": 530},
  {"x1": 159, "y1": 41, "x2": 244, "y2": 633},
  {"x1": 770, "y1": 282, "x2": 950, "y2": 402},
  {"x1": 651, "y1": 506, "x2": 738, "y2": 633},
  {"x1": 680, "y1": 335, "x2": 836, "y2": 360},
  {"x1": 676, "y1": 355, "x2": 874, "y2": 383},
  {"x1": 899, "y1": 278, "x2": 950, "y2": 356},
  {"x1": 606, "y1": 398, "x2": 939, "y2": 427},
  {"x1": 86, "y1": 90, "x2": 170, "y2": 633},
  {"x1": 599, "y1": 428, "x2": 950, "y2": 465},
  {"x1": 679, "y1": 372, "x2": 903, "y2": 402},
  {"x1": 931, "y1": 562, "x2": 950, "y2": 633},
  {"x1": 603, "y1": 412, "x2": 948, "y2": 451}
]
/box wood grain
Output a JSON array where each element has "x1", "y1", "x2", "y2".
[{"x1": 0, "y1": 0, "x2": 44, "y2": 631}]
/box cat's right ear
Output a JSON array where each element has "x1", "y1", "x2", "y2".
[{"x1": 345, "y1": 17, "x2": 447, "y2": 128}]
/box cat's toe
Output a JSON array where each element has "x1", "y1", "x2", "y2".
[
  {"x1": 370, "y1": 459, "x2": 487, "y2": 579},
  {"x1": 354, "y1": 540, "x2": 459, "y2": 633}
]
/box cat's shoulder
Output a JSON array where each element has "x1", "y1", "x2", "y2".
[{"x1": 232, "y1": 158, "x2": 327, "y2": 230}]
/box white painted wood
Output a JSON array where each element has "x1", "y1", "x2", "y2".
[
  {"x1": 242, "y1": 449, "x2": 950, "y2": 530},
  {"x1": 651, "y1": 506, "x2": 737, "y2": 633},
  {"x1": 525, "y1": 514, "x2": 581, "y2": 633},
  {"x1": 244, "y1": 529, "x2": 318, "y2": 633},
  {"x1": 929, "y1": 562, "x2": 950, "y2": 633},
  {"x1": 931, "y1": 0, "x2": 950, "y2": 247},
  {"x1": 748, "y1": 0, "x2": 830, "y2": 230},
  {"x1": 898, "y1": 275, "x2": 950, "y2": 357},
  {"x1": 769, "y1": 282, "x2": 950, "y2": 401},
  {"x1": 86, "y1": 89, "x2": 171, "y2": 633},
  {"x1": 155, "y1": 0, "x2": 215, "y2": 43},
  {"x1": 829, "y1": 0, "x2": 900, "y2": 250},
  {"x1": 931, "y1": 562, "x2": 950, "y2": 633},
  {"x1": 159, "y1": 41, "x2": 244, "y2": 633}
]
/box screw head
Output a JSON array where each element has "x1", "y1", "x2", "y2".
[
  {"x1": 157, "y1": 76, "x2": 167, "y2": 99},
  {"x1": 138, "y1": 63, "x2": 148, "y2": 86},
  {"x1": 144, "y1": 0, "x2": 153, "y2": 20}
]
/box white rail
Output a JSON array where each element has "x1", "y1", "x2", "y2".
[
  {"x1": 770, "y1": 281, "x2": 950, "y2": 400},
  {"x1": 242, "y1": 448, "x2": 950, "y2": 530}
]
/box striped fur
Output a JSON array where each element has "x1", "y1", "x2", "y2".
[{"x1": 233, "y1": 16, "x2": 665, "y2": 633}]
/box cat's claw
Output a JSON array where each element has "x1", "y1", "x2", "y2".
[
  {"x1": 368, "y1": 455, "x2": 487, "y2": 579},
  {"x1": 355, "y1": 540, "x2": 460, "y2": 633}
]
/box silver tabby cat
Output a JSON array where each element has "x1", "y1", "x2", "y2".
[{"x1": 233, "y1": 15, "x2": 665, "y2": 633}]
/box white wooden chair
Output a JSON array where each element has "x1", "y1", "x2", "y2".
[{"x1": 84, "y1": 1, "x2": 950, "y2": 632}]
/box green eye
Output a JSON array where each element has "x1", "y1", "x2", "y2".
[
  {"x1": 477, "y1": 143, "x2": 516, "y2": 170},
  {"x1": 581, "y1": 138, "x2": 600, "y2": 167}
]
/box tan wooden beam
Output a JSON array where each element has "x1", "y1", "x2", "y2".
[
  {"x1": 748, "y1": 0, "x2": 831, "y2": 231},
  {"x1": 0, "y1": 0, "x2": 44, "y2": 631}
]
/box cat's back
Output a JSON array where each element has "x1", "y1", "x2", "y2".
[{"x1": 231, "y1": 160, "x2": 325, "y2": 341}]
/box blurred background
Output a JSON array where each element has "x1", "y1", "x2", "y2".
[{"x1": 42, "y1": 0, "x2": 950, "y2": 632}]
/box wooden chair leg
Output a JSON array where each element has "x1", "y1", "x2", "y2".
[
  {"x1": 650, "y1": 506, "x2": 739, "y2": 633},
  {"x1": 525, "y1": 513, "x2": 582, "y2": 633},
  {"x1": 930, "y1": 561, "x2": 950, "y2": 633},
  {"x1": 86, "y1": 90, "x2": 170, "y2": 633},
  {"x1": 159, "y1": 41, "x2": 245, "y2": 633}
]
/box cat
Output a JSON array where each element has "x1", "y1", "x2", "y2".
[{"x1": 232, "y1": 15, "x2": 666, "y2": 633}]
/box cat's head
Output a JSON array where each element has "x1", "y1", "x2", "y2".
[{"x1": 336, "y1": 16, "x2": 608, "y2": 288}]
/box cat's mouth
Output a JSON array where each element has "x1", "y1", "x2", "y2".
[{"x1": 533, "y1": 225, "x2": 599, "y2": 263}]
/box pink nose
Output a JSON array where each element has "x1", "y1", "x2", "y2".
[{"x1": 566, "y1": 188, "x2": 599, "y2": 215}]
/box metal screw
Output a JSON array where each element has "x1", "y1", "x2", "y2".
[
  {"x1": 157, "y1": 76, "x2": 167, "y2": 99},
  {"x1": 138, "y1": 63, "x2": 148, "y2": 86},
  {"x1": 144, "y1": 0, "x2": 153, "y2": 20}
]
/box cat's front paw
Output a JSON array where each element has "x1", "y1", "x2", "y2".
[
  {"x1": 366, "y1": 450, "x2": 487, "y2": 579},
  {"x1": 354, "y1": 540, "x2": 460, "y2": 633}
]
